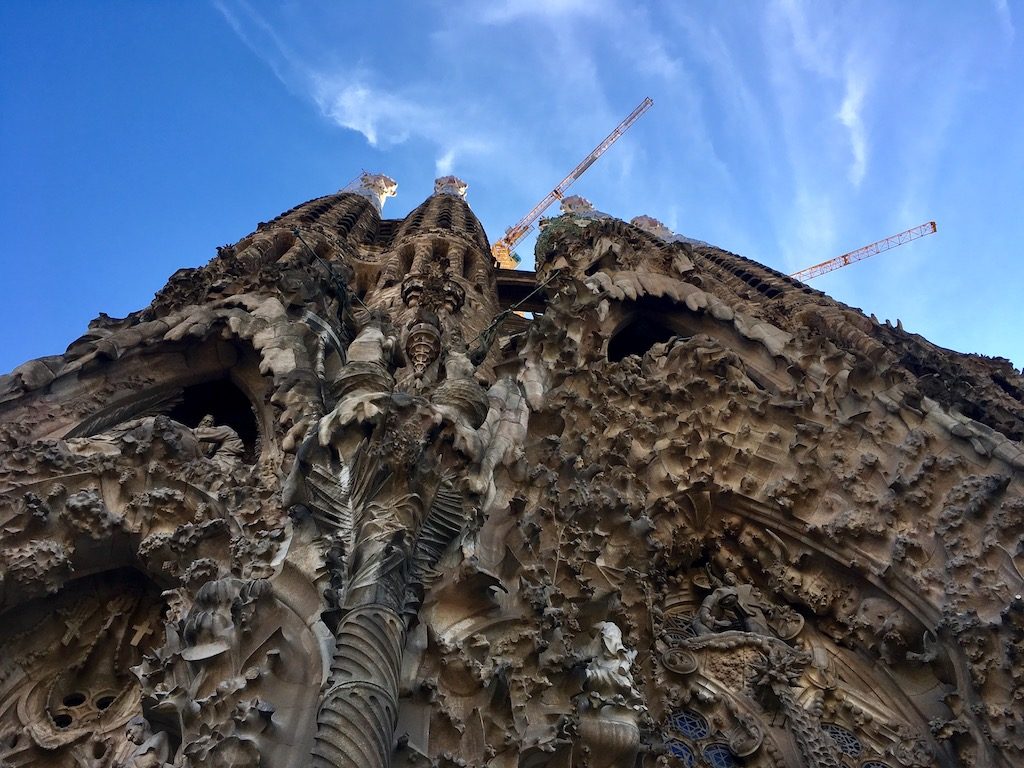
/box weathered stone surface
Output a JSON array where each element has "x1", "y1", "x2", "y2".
[{"x1": 1, "y1": 176, "x2": 1022, "y2": 768}]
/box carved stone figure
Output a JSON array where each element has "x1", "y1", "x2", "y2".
[
  {"x1": 695, "y1": 571, "x2": 804, "y2": 640},
  {"x1": 122, "y1": 716, "x2": 171, "y2": 768},
  {"x1": 194, "y1": 414, "x2": 245, "y2": 470},
  {"x1": 576, "y1": 622, "x2": 644, "y2": 768},
  {"x1": 1, "y1": 172, "x2": 1022, "y2": 768},
  {"x1": 583, "y1": 622, "x2": 643, "y2": 708}
]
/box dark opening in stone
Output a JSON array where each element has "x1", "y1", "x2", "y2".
[
  {"x1": 608, "y1": 316, "x2": 679, "y2": 362},
  {"x1": 167, "y1": 378, "x2": 258, "y2": 459}
]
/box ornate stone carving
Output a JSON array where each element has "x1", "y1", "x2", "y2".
[
  {"x1": 342, "y1": 171, "x2": 398, "y2": 213},
  {"x1": 2, "y1": 174, "x2": 1022, "y2": 768}
]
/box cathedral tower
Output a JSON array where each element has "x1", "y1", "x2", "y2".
[{"x1": 0, "y1": 176, "x2": 1022, "y2": 768}]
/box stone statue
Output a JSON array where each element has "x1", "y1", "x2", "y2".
[
  {"x1": 194, "y1": 414, "x2": 244, "y2": 470},
  {"x1": 696, "y1": 572, "x2": 773, "y2": 636},
  {"x1": 584, "y1": 621, "x2": 643, "y2": 707},
  {"x1": 575, "y1": 621, "x2": 644, "y2": 768},
  {"x1": 695, "y1": 572, "x2": 804, "y2": 640},
  {"x1": 122, "y1": 717, "x2": 171, "y2": 768}
]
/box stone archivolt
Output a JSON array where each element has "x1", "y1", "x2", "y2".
[{"x1": 1, "y1": 176, "x2": 1022, "y2": 768}]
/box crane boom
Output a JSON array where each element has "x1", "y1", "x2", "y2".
[
  {"x1": 789, "y1": 221, "x2": 937, "y2": 283},
  {"x1": 492, "y1": 97, "x2": 654, "y2": 268}
]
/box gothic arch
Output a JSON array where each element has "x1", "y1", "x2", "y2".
[{"x1": 649, "y1": 488, "x2": 959, "y2": 766}]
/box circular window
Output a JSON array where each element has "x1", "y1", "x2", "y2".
[
  {"x1": 823, "y1": 724, "x2": 863, "y2": 757},
  {"x1": 670, "y1": 710, "x2": 710, "y2": 740},
  {"x1": 703, "y1": 742, "x2": 740, "y2": 768},
  {"x1": 62, "y1": 692, "x2": 87, "y2": 707},
  {"x1": 861, "y1": 763, "x2": 891, "y2": 768},
  {"x1": 667, "y1": 739, "x2": 696, "y2": 766}
]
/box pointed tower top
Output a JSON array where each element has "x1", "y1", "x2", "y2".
[
  {"x1": 434, "y1": 176, "x2": 468, "y2": 198},
  {"x1": 630, "y1": 214, "x2": 709, "y2": 248},
  {"x1": 630, "y1": 215, "x2": 674, "y2": 240},
  {"x1": 559, "y1": 195, "x2": 610, "y2": 219},
  {"x1": 342, "y1": 172, "x2": 398, "y2": 213}
]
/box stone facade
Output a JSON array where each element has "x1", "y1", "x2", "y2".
[{"x1": 1, "y1": 173, "x2": 1022, "y2": 768}]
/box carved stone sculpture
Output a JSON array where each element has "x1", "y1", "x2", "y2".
[{"x1": 2, "y1": 172, "x2": 1022, "y2": 768}]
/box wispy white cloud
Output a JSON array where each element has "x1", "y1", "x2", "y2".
[
  {"x1": 435, "y1": 148, "x2": 456, "y2": 177},
  {"x1": 775, "y1": 0, "x2": 839, "y2": 78},
  {"x1": 773, "y1": 0, "x2": 874, "y2": 190},
  {"x1": 213, "y1": 0, "x2": 306, "y2": 90},
  {"x1": 215, "y1": 0, "x2": 500, "y2": 180},
  {"x1": 311, "y1": 75, "x2": 424, "y2": 148},
  {"x1": 610, "y1": 7, "x2": 682, "y2": 81},
  {"x1": 994, "y1": 0, "x2": 1016, "y2": 41},
  {"x1": 837, "y1": 66, "x2": 868, "y2": 186},
  {"x1": 478, "y1": 0, "x2": 609, "y2": 25}
]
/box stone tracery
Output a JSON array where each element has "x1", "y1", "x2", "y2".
[{"x1": 0, "y1": 174, "x2": 1022, "y2": 767}]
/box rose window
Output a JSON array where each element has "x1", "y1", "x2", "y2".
[
  {"x1": 822, "y1": 724, "x2": 863, "y2": 758},
  {"x1": 671, "y1": 710, "x2": 710, "y2": 739},
  {"x1": 703, "y1": 743, "x2": 740, "y2": 768},
  {"x1": 668, "y1": 740, "x2": 697, "y2": 767},
  {"x1": 666, "y1": 710, "x2": 744, "y2": 767}
]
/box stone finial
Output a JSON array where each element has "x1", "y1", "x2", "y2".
[
  {"x1": 630, "y1": 215, "x2": 674, "y2": 240},
  {"x1": 630, "y1": 214, "x2": 709, "y2": 248},
  {"x1": 434, "y1": 176, "x2": 468, "y2": 198},
  {"x1": 342, "y1": 172, "x2": 398, "y2": 213},
  {"x1": 560, "y1": 195, "x2": 595, "y2": 215},
  {"x1": 560, "y1": 195, "x2": 612, "y2": 220}
]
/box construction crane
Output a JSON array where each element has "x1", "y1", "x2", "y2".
[
  {"x1": 491, "y1": 97, "x2": 654, "y2": 269},
  {"x1": 789, "y1": 221, "x2": 938, "y2": 283}
]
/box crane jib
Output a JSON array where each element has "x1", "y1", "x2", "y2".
[
  {"x1": 490, "y1": 96, "x2": 654, "y2": 268},
  {"x1": 573, "y1": 155, "x2": 598, "y2": 178}
]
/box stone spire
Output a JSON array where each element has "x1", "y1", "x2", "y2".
[
  {"x1": 433, "y1": 175, "x2": 468, "y2": 198},
  {"x1": 1, "y1": 171, "x2": 1022, "y2": 768},
  {"x1": 342, "y1": 171, "x2": 398, "y2": 213}
]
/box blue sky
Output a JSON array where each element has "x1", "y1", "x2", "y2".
[{"x1": 2, "y1": 1, "x2": 1021, "y2": 374}]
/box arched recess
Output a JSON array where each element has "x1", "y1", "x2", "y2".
[
  {"x1": 165, "y1": 377, "x2": 260, "y2": 462},
  {"x1": 648, "y1": 489, "x2": 961, "y2": 768},
  {"x1": 0, "y1": 569, "x2": 169, "y2": 767},
  {"x1": 601, "y1": 297, "x2": 795, "y2": 396},
  {"x1": 0, "y1": 446, "x2": 326, "y2": 767},
  {"x1": 608, "y1": 314, "x2": 679, "y2": 362},
  {"x1": 47, "y1": 339, "x2": 275, "y2": 464},
  {"x1": 0, "y1": 463, "x2": 244, "y2": 765}
]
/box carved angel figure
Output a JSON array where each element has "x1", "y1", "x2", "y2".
[
  {"x1": 584, "y1": 621, "x2": 643, "y2": 708},
  {"x1": 695, "y1": 572, "x2": 804, "y2": 640},
  {"x1": 697, "y1": 572, "x2": 772, "y2": 636}
]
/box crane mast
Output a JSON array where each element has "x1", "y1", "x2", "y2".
[
  {"x1": 789, "y1": 221, "x2": 938, "y2": 283},
  {"x1": 492, "y1": 97, "x2": 654, "y2": 268}
]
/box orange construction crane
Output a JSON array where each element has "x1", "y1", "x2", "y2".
[
  {"x1": 789, "y1": 221, "x2": 937, "y2": 283},
  {"x1": 491, "y1": 97, "x2": 654, "y2": 269}
]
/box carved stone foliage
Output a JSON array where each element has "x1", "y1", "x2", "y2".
[
  {"x1": 0, "y1": 570, "x2": 164, "y2": 767},
  {"x1": 2, "y1": 177, "x2": 1022, "y2": 768}
]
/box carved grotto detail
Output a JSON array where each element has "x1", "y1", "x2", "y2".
[{"x1": 1, "y1": 174, "x2": 1022, "y2": 767}]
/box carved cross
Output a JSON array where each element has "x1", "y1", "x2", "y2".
[{"x1": 130, "y1": 618, "x2": 153, "y2": 647}]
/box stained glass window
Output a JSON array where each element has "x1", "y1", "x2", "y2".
[
  {"x1": 666, "y1": 709, "x2": 743, "y2": 767},
  {"x1": 703, "y1": 743, "x2": 740, "y2": 768},
  {"x1": 823, "y1": 724, "x2": 863, "y2": 757},
  {"x1": 861, "y1": 762, "x2": 891, "y2": 768},
  {"x1": 667, "y1": 739, "x2": 696, "y2": 767},
  {"x1": 670, "y1": 709, "x2": 710, "y2": 740}
]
